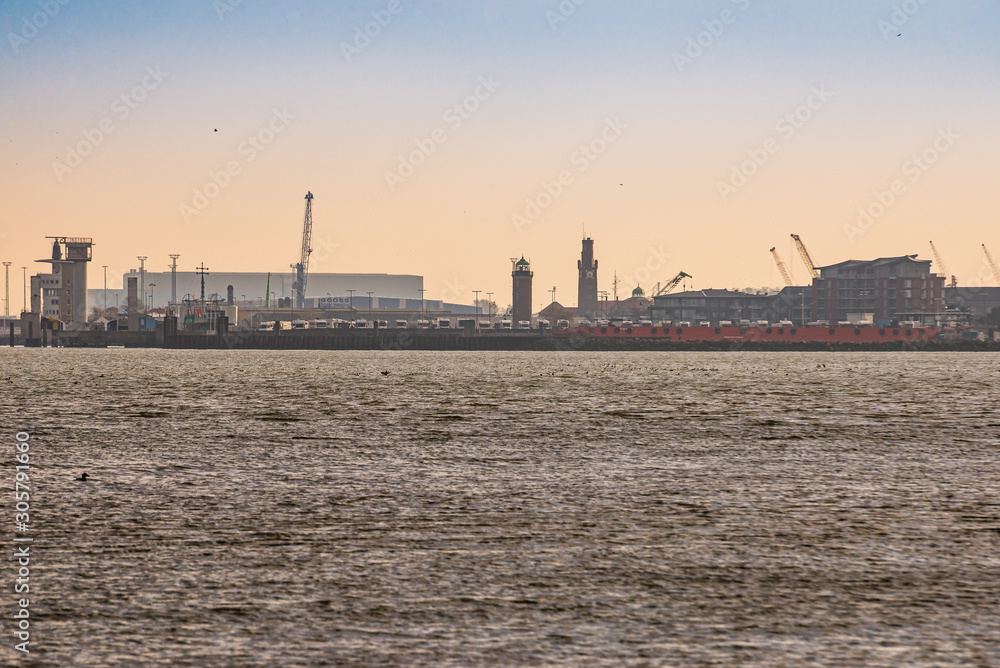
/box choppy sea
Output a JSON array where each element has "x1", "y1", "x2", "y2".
[{"x1": 2, "y1": 349, "x2": 998, "y2": 666}]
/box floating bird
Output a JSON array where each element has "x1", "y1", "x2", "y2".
[
  {"x1": 381, "y1": 370, "x2": 390, "y2": 376},
  {"x1": 214, "y1": 128, "x2": 218, "y2": 132},
  {"x1": 75, "y1": 472, "x2": 89, "y2": 481}
]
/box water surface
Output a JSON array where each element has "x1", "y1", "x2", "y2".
[{"x1": 2, "y1": 350, "x2": 998, "y2": 665}]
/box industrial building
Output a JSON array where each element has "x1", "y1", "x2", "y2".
[
  {"x1": 651, "y1": 287, "x2": 807, "y2": 325},
  {"x1": 111, "y1": 270, "x2": 425, "y2": 311},
  {"x1": 945, "y1": 286, "x2": 1000, "y2": 324}
]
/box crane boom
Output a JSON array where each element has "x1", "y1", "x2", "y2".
[
  {"x1": 291, "y1": 192, "x2": 314, "y2": 309},
  {"x1": 654, "y1": 271, "x2": 692, "y2": 296},
  {"x1": 928, "y1": 241, "x2": 949, "y2": 276},
  {"x1": 790, "y1": 234, "x2": 820, "y2": 279},
  {"x1": 984, "y1": 244, "x2": 1000, "y2": 286},
  {"x1": 929, "y1": 240, "x2": 958, "y2": 287},
  {"x1": 770, "y1": 247, "x2": 793, "y2": 287}
]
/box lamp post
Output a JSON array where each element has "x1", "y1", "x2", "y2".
[
  {"x1": 21, "y1": 266, "x2": 27, "y2": 313},
  {"x1": 473, "y1": 290, "x2": 481, "y2": 320},
  {"x1": 2, "y1": 262, "x2": 10, "y2": 318},
  {"x1": 486, "y1": 292, "x2": 493, "y2": 323},
  {"x1": 347, "y1": 289, "x2": 355, "y2": 318},
  {"x1": 419, "y1": 288, "x2": 426, "y2": 320},
  {"x1": 102, "y1": 265, "x2": 108, "y2": 311},
  {"x1": 366, "y1": 291, "x2": 374, "y2": 325}
]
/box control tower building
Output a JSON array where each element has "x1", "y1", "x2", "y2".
[{"x1": 35, "y1": 237, "x2": 93, "y2": 326}]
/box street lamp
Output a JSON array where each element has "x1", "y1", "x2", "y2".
[
  {"x1": 347, "y1": 289, "x2": 355, "y2": 317},
  {"x1": 419, "y1": 288, "x2": 426, "y2": 320},
  {"x1": 2, "y1": 262, "x2": 10, "y2": 319},
  {"x1": 486, "y1": 292, "x2": 493, "y2": 322},
  {"x1": 21, "y1": 266, "x2": 27, "y2": 313},
  {"x1": 366, "y1": 291, "x2": 374, "y2": 325},
  {"x1": 473, "y1": 290, "x2": 481, "y2": 320}
]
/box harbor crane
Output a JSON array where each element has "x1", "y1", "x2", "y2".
[
  {"x1": 653, "y1": 271, "x2": 692, "y2": 296},
  {"x1": 770, "y1": 247, "x2": 793, "y2": 287},
  {"x1": 929, "y1": 241, "x2": 957, "y2": 287},
  {"x1": 790, "y1": 234, "x2": 820, "y2": 279},
  {"x1": 984, "y1": 244, "x2": 1000, "y2": 286},
  {"x1": 290, "y1": 192, "x2": 314, "y2": 309}
]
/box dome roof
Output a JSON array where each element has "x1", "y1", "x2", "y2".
[
  {"x1": 632, "y1": 285, "x2": 645, "y2": 297},
  {"x1": 515, "y1": 257, "x2": 530, "y2": 267}
]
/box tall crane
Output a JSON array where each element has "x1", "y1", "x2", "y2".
[
  {"x1": 653, "y1": 271, "x2": 692, "y2": 296},
  {"x1": 290, "y1": 192, "x2": 314, "y2": 309},
  {"x1": 770, "y1": 247, "x2": 793, "y2": 287},
  {"x1": 790, "y1": 234, "x2": 820, "y2": 279},
  {"x1": 984, "y1": 244, "x2": 1000, "y2": 286},
  {"x1": 928, "y1": 241, "x2": 957, "y2": 287}
]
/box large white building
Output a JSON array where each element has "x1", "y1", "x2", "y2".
[{"x1": 111, "y1": 271, "x2": 424, "y2": 309}]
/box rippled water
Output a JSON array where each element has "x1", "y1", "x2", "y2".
[{"x1": 2, "y1": 350, "x2": 999, "y2": 666}]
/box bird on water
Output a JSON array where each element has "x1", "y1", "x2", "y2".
[{"x1": 75, "y1": 472, "x2": 89, "y2": 481}]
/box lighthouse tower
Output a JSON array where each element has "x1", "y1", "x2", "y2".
[{"x1": 511, "y1": 256, "x2": 533, "y2": 324}]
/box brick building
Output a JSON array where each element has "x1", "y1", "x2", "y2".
[{"x1": 812, "y1": 256, "x2": 944, "y2": 324}]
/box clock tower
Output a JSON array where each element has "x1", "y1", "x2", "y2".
[{"x1": 577, "y1": 237, "x2": 598, "y2": 317}]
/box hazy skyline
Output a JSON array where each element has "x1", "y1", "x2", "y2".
[{"x1": 2, "y1": 0, "x2": 998, "y2": 310}]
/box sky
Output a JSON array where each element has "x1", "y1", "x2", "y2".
[{"x1": 2, "y1": 0, "x2": 999, "y2": 311}]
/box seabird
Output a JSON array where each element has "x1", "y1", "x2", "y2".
[{"x1": 75, "y1": 472, "x2": 89, "y2": 481}]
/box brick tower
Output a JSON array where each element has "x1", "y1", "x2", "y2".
[{"x1": 577, "y1": 236, "x2": 598, "y2": 317}]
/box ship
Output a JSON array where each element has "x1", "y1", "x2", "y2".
[{"x1": 553, "y1": 323, "x2": 940, "y2": 344}]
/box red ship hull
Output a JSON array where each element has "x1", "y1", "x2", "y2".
[{"x1": 555, "y1": 325, "x2": 940, "y2": 344}]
